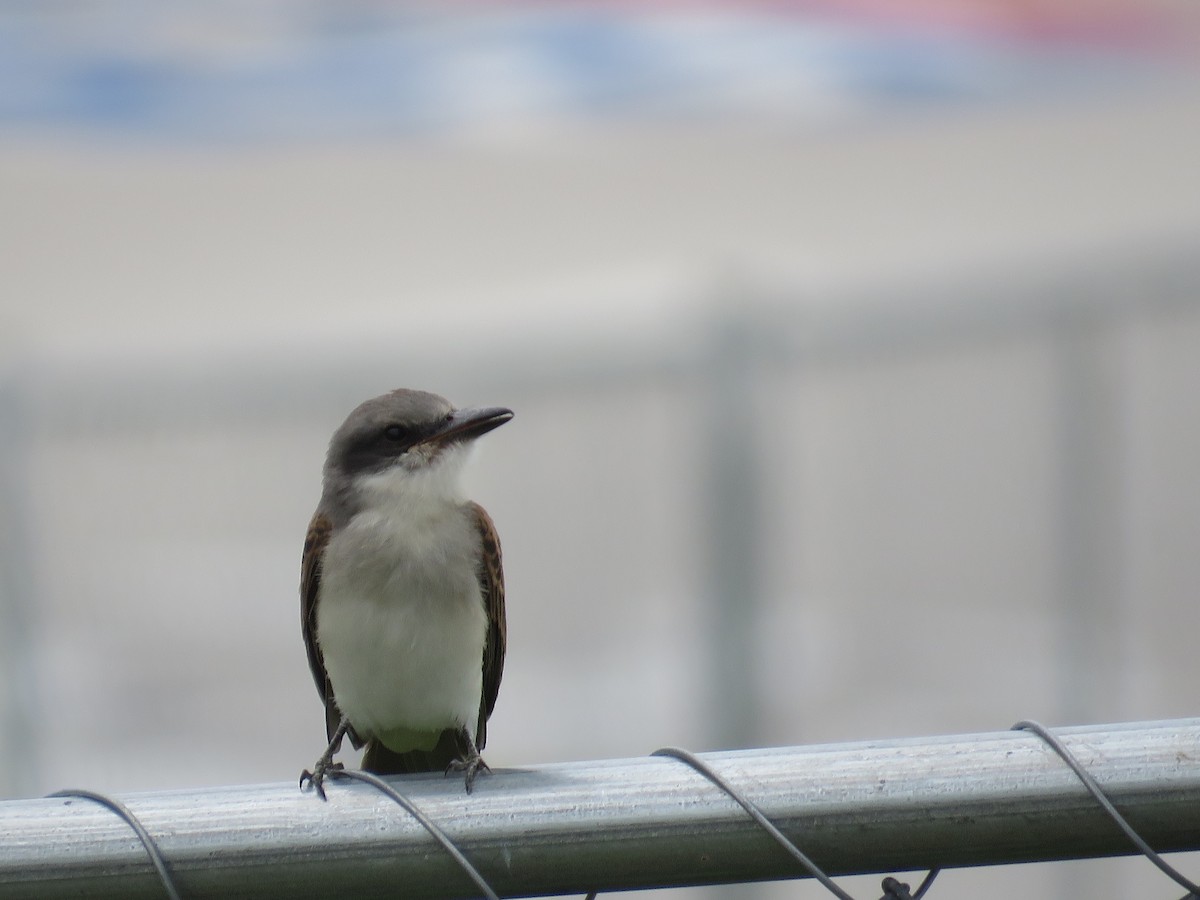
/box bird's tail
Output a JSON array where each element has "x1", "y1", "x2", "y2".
[{"x1": 361, "y1": 727, "x2": 472, "y2": 775}]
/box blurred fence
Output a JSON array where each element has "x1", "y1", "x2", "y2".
[{"x1": 2, "y1": 235, "x2": 1198, "y2": 805}]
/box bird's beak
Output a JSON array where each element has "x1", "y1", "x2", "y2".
[{"x1": 425, "y1": 406, "x2": 513, "y2": 447}]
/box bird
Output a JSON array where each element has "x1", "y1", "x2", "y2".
[{"x1": 298, "y1": 388, "x2": 510, "y2": 798}]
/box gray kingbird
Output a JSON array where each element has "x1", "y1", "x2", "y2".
[{"x1": 299, "y1": 388, "x2": 510, "y2": 797}]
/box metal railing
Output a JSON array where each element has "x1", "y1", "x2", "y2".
[{"x1": 2, "y1": 719, "x2": 1198, "y2": 899}]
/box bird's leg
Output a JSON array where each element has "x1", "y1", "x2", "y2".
[
  {"x1": 300, "y1": 716, "x2": 350, "y2": 801},
  {"x1": 445, "y1": 727, "x2": 491, "y2": 793}
]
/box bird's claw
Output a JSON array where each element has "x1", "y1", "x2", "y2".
[
  {"x1": 300, "y1": 760, "x2": 345, "y2": 801},
  {"x1": 446, "y1": 754, "x2": 490, "y2": 793},
  {"x1": 446, "y1": 753, "x2": 492, "y2": 796}
]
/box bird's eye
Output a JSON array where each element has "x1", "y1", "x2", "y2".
[{"x1": 383, "y1": 425, "x2": 406, "y2": 442}]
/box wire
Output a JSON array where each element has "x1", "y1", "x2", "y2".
[
  {"x1": 326, "y1": 768, "x2": 501, "y2": 900},
  {"x1": 880, "y1": 869, "x2": 941, "y2": 899},
  {"x1": 912, "y1": 868, "x2": 940, "y2": 899},
  {"x1": 1012, "y1": 720, "x2": 1200, "y2": 898},
  {"x1": 654, "y1": 745, "x2": 941, "y2": 900},
  {"x1": 653, "y1": 745, "x2": 852, "y2": 898},
  {"x1": 47, "y1": 788, "x2": 182, "y2": 900}
]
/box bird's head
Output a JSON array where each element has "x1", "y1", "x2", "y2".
[{"x1": 323, "y1": 389, "x2": 512, "y2": 509}]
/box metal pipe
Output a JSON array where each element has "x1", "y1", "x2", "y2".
[
  {"x1": 2, "y1": 719, "x2": 1198, "y2": 899},
  {"x1": 702, "y1": 310, "x2": 767, "y2": 751},
  {"x1": 0, "y1": 371, "x2": 39, "y2": 798}
]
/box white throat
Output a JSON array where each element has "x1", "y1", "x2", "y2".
[
  {"x1": 356, "y1": 442, "x2": 473, "y2": 510},
  {"x1": 316, "y1": 442, "x2": 488, "y2": 749}
]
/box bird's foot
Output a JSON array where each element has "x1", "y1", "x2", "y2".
[
  {"x1": 446, "y1": 753, "x2": 491, "y2": 793},
  {"x1": 301, "y1": 715, "x2": 352, "y2": 800},
  {"x1": 300, "y1": 759, "x2": 345, "y2": 801}
]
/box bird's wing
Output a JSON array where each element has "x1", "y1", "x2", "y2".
[
  {"x1": 469, "y1": 501, "x2": 506, "y2": 750},
  {"x1": 301, "y1": 510, "x2": 362, "y2": 747}
]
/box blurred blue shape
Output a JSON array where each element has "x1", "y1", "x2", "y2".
[{"x1": 0, "y1": 2, "x2": 1181, "y2": 142}]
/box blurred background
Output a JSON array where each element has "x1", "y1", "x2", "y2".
[{"x1": 2, "y1": 1, "x2": 1200, "y2": 898}]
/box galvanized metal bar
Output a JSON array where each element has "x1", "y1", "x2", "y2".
[
  {"x1": 1, "y1": 719, "x2": 1198, "y2": 899},
  {"x1": 702, "y1": 309, "x2": 768, "y2": 751},
  {"x1": 1050, "y1": 316, "x2": 1129, "y2": 726},
  {"x1": 0, "y1": 369, "x2": 39, "y2": 798}
]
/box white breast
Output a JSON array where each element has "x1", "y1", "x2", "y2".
[{"x1": 316, "y1": 483, "x2": 487, "y2": 748}]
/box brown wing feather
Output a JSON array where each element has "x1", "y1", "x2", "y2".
[
  {"x1": 469, "y1": 501, "x2": 506, "y2": 750},
  {"x1": 300, "y1": 511, "x2": 363, "y2": 748}
]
